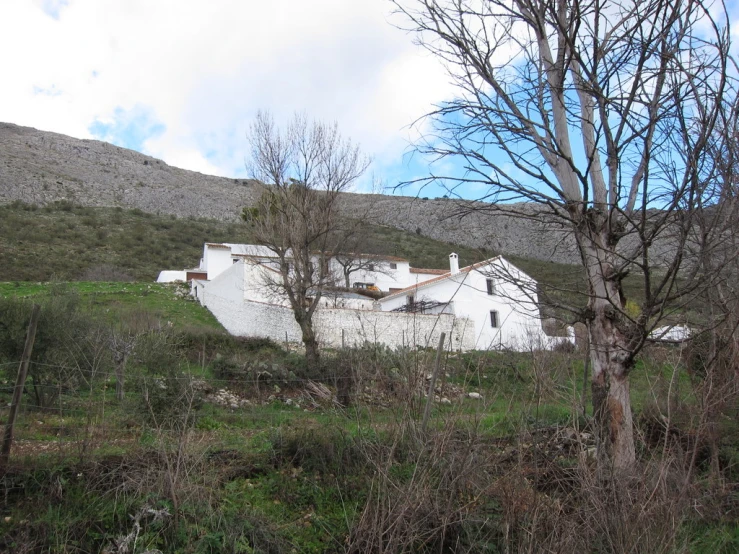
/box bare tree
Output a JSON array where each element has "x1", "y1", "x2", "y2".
[
  {"x1": 392, "y1": 0, "x2": 732, "y2": 468},
  {"x1": 245, "y1": 112, "x2": 371, "y2": 365}
]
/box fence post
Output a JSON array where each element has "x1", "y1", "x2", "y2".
[
  {"x1": 1, "y1": 304, "x2": 41, "y2": 471},
  {"x1": 421, "y1": 332, "x2": 446, "y2": 434}
]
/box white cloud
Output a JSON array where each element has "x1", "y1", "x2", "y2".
[{"x1": 0, "y1": 0, "x2": 453, "y2": 182}]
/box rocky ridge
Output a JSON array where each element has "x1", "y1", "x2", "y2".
[{"x1": 0, "y1": 122, "x2": 581, "y2": 263}]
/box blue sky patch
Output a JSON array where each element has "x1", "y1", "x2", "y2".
[
  {"x1": 39, "y1": 0, "x2": 70, "y2": 20},
  {"x1": 89, "y1": 106, "x2": 165, "y2": 153},
  {"x1": 33, "y1": 84, "x2": 63, "y2": 97}
]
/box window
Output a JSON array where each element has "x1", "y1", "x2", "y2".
[
  {"x1": 233, "y1": 259, "x2": 239, "y2": 264},
  {"x1": 490, "y1": 310, "x2": 499, "y2": 328},
  {"x1": 368, "y1": 264, "x2": 375, "y2": 271},
  {"x1": 486, "y1": 278, "x2": 495, "y2": 295},
  {"x1": 407, "y1": 295, "x2": 415, "y2": 306},
  {"x1": 390, "y1": 263, "x2": 397, "y2": 270}
]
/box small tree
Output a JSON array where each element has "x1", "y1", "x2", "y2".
[{"x1": 244, "y1": 112, "x2": 371, "y2": 365}]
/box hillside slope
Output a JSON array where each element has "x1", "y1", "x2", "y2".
[
  {"x1": 1, "y1": 122, "x2": 579, "y2": 263},
  {"x1": 0, "y1": 122, "x2": 259, "y2": 221}
]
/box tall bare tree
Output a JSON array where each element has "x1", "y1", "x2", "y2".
[
  {"x1": 392, "y1": 0, "x2": 732, "y2": 468},
  {"x1": 245, "y1": 112, "x2": 371, "y2": 365}
]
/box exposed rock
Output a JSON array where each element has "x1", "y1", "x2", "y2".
[
  {"x1": 206, "y1": 388, "x2": 250, "y2": 409},
  {"x1": 0, "y1": 122, "x2": 259, "y2": 221},
  {"x1": 0, "y1": 121, "x2": 683, "y2": 265}
]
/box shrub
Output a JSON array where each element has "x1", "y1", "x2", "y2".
[
  {"x1": 131, "y1": 331, "x2": 203, "y2": 430},
  {"x1": 0, "y1": 287, "x2": 107, "y2": 408}
]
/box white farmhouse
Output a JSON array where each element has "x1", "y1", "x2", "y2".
[
  {"x1": 168, "y1": 243, "x2": 571, "y2": 352},
  {"x1": 182, "y1": 242, "x2": 441, "y2": 293},
  {"x1": 379, "y1": 253, "x2": 573, "y2": 351}
]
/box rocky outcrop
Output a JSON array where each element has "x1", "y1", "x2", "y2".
[
  {"x1": 0, "y1": 122, "x2": 259, "y2": 220},
  {"x1": 0, "y1": 121, "x2": 647, "y2": 265}
]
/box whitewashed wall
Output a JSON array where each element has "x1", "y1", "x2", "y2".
[
  {"x1": 204, "y1": 245, "x2": 234, "y2": 280},
  {"x1": 379, "y1": 257, "x2": 575, "y2": 351},
  {"x1": 202, "y1": 289, "x2": 475, "y2": 351},
  {"x1": 342, "y1": 260, "x2": 413, "y2": 291}
]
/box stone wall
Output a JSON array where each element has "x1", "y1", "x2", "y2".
[{"x1": 202, "y1": 291, "x2": 475, "y2": 351}]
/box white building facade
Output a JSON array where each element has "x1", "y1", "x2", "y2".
[
  {"x1": 379, "y1": 254, "x2": 574, "y2": 351},
  {"x1": 180, "y1": 244, "x2": 572, "y2": 352}
]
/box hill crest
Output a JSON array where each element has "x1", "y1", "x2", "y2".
[{"x1": 0, "y1": 121, "x2": 579, "y2": 263}]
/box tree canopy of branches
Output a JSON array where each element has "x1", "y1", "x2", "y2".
[
  {"x1": 244, "y1": 112, "x2": 370, "y2": 365},
  {"x1": 392, "y1": 0, "x2": 733, "y2": 469}
]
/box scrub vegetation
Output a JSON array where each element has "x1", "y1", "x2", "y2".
[
  {"x1": 0, "y1": 283, "x2": 736, "y2": 553},
  {"x1": 0, "y1": 200, "x2": 570, "y2": 287}
]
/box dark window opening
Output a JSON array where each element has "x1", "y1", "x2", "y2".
[
  {"x1": 486, "y1": 278, "x2": 495, "y2": 295},
  {"x1": 390, "y1": 263, "x2": 397, "y2": 270},
  {"x1": 490, "y1": 310, "x2": 499, "y2": 328}
]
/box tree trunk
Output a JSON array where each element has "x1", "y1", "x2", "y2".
[
  {"x1": 580, "y1": 221, "x2": 636, "y2": 470},
  {"x1": 590, "y1": 335, "x2": 636, "y2": 470},
  {"x1": 298, "y1": 318, "x2": 320, "y2": 367}
]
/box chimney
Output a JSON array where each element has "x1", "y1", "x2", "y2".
[{"x1": 449, "y1": 253, "x2": 459, "y2": 275}]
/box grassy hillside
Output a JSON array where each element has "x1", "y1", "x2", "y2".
[
  {"x1": 0, "y1": 201, "x2": 253, "y2": 281},
  {"x1": 1, "y1": 200, "x2": 653, "y2": 313},
  {"x1": 0, "y1": 281, "x2": 223, "y2": 331},
  {"x1": 0, "y1": 201, "x2": 496, "y2": 281}
]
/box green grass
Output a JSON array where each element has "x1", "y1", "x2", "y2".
[
  {"x1": 0, "y1": 281, "x2": 224, "y2": 330},
  {"x1": 0, "y1": 348, "x2": 734, "y2": 553}
]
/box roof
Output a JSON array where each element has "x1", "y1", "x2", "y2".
[
  {"x1": 321, "y1": 251, "x2": 409, "y2": 262},
  {"x1": 371, "y1": 254, "x2": 408, "y2": 262},
  {"x1": 315, "y1": 290, "x2": 374, "y2": 301},
  {"x1": 380, "y1": 256, "x2": 505, "y2": 301},
  {"x1": 410, "y1": 268, "x2": 448, "y2": 275},
  {"x1": 225, "y1": 244, "x2": 282, "y2": 257},
  {"x1": 205, "y1": 243, "x2": 405, "y2": 262}
]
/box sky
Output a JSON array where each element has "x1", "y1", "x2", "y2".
[
  {"x1": 0, "y1": 0, "x2": 455, "y2": 196},
  {"x1": 2, "y1": 1, "x2": 739, "y2": 201}
]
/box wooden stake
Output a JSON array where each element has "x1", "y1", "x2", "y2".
[
  {"x1": 1, "y1": 304, "x2": 41, "y2": 470},
  {"x1": 421, "y1": 332, "x2": 446, "y2": 434}
]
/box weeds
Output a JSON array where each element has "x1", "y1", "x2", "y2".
[{"x1": 0, "y1": 284, "x2": 736, "y2": 552}]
